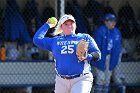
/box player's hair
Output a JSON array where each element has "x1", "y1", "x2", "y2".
[
  {"x1": 53, "y1": 19, "x2": 63, "y2": 35},
  {"x1": 53, "y1": 14, "x2": 76, "y2": 36}
]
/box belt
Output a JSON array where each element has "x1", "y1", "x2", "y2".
[{"x1": 57, "y1": 73, "x2": 89, "y2": 79}]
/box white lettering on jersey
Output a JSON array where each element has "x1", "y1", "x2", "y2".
[
  {"x1": 57, "y1": 41, "x2": 78, "y2": 45},
  {"x1": 57, "y1": 40, "x2": 78, "y2": 54},
  {"x1": 61, "y1": 45, "x2": 74, "y2": 54}
]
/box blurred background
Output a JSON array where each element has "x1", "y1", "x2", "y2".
[{"x1": 0, "y1": 0, "x2": 140, "y2": 93}]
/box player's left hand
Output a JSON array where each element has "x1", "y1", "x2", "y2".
[{"x1": 76, "y1": 39, "x2": 89, "y2": 62}]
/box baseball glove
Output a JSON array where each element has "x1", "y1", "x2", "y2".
[{"x1": 76, "y1": 39, "x2": 89, "y2": 61}]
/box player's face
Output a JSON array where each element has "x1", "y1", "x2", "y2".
[
  {"x1": 105, "y1": 20, "x2": 116, "y2": 29},
  {"x1": 61, "y1": 20, "x2": 76, "y2": 35}
]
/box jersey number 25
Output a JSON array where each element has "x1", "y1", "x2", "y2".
[{"x1": 61, "y1": 45, "x2": 74, "y2": 54}]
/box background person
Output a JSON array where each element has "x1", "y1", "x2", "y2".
[
  {"x1": 92, "y1": 13, "x2": 126, "y2": 93},
  {"x1": 33, "y1": 14, "x2": 101, "y2": 93}
]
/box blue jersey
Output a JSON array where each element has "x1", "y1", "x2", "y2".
[
  {"x1": 93, "y1": 25, "x2": 122, "y2": 71},
  {"x1": 33, "y1": 23, "x2": 100, "y2": 75}
]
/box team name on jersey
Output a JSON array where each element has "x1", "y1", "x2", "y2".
[{"x1": 57, "y1": 41, "x2": 79, "y2": 46}]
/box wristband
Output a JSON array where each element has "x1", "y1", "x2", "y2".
[{"x1": 87, "y1": 54, "x2": 93, "y2": 61}]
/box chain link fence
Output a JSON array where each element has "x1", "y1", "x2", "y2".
[{"x1": 0, "y1": 0, "x2": 140, "y2": 93}]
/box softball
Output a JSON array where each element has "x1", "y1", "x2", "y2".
[{"x1": 48, "y1": 17, "x2": 57, "y2": 24}]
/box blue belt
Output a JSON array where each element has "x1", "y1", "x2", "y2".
[{"x1": 57, "y1": 73, "x2": 89, "y2": 79}]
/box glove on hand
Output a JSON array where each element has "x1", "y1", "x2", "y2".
[{"x1": 76, "y1": 39, "x2": 89, "y2": 61}]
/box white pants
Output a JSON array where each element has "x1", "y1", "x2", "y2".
[
  {"x1": 54, "y1": 72, "x2": 93, "y2": 93},
  {"x1": 94, "y1": 55, "x2": 123, "y2": 86}
]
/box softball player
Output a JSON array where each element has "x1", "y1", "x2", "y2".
[
  {"x1": 33, "y1": 14, "x2": 101, "y2": 93},
  {"x1": 92, "y1": 13, "x2": 126, "y2": 93}
]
